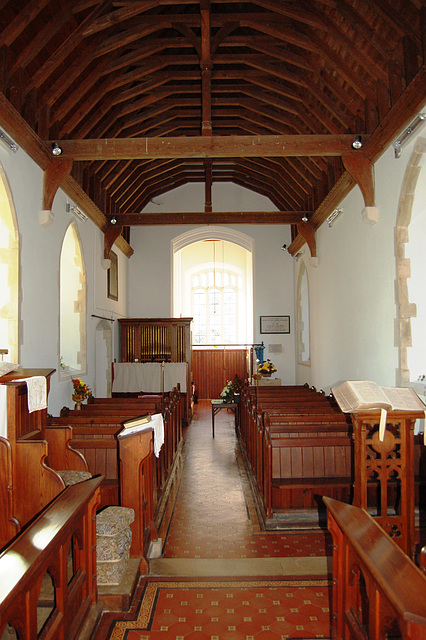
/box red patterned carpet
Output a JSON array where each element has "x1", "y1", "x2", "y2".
[
  {"x1": 102, "y1": 577, "x2": 331, "y2": 640},
  {"x1": 94, "y1": 401, "x2": 333, "y2": 640}
]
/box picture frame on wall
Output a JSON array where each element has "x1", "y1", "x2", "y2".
[
  {"x1": 107, "y1": 250, "x2": 118, "y2": 301},
  {"x1": 260, "y1": 315, "x2": 290, "y2": 334}
]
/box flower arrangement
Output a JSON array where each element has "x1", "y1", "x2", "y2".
[
  {"x1": 72, "y1": 378, "x2": 92, "y2": 399},
  {"x1": 257, "y1": 359, "x2": 277, "y2": 375},
  {"x1": 220, "y1": 380, "x2": 235, "y2": 401}
]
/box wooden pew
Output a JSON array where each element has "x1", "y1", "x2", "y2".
[
  {"x1": 238, "y1": 383, "x2": 353, "y2": 520},
  {"x1": 0, "y1": 369, "x2": 90, "y2": 545},
  {"x1": 48, "y1": 388, "x2": 183, "y2": 513},
  {"x1": 0, "y1": 477, "x2": 102, "y2": 640},
  {"x1": 325, "y1": 496, "x2": 426, "y2": 640}
]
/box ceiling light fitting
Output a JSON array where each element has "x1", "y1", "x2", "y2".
[
  {"x1": 51, "y1": 142, "x2": 63, "y2": 156},
  {"x1": 393, "y1": 113, "x2": 426, "y2": 158},
  {"x1": 351, "y1": 135, "x2": 363, "y2": 150},
  {"x1": 301, "y1": 215, "x2": 309, "y2": 222},
  {"x1": 111, "y1": 216, "x2": 117, "y2": 224},
  {"x1": 326, "y1": 208, "x2": 343, "y2": 227},
  {"x1": 66, "y1": 203, "x2": 88, "y2": 222},
  {"x1": 0, "y1": 129, "x2": 18, "y2": 152}
]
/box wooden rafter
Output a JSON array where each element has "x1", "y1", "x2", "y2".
[
  {"x1": 48, "y1": 135, "x2": 369, "y2": 160},
  {"x1": 0, "y1": 0, "x2": 424, "y2": 248}
]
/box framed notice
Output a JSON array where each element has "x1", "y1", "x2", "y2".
[
  {"x1": 260, "y1": 315, "x2": 290, "y2": 334},
  {"x1": 107, "y1": 250, "x2": 118, "y2": 301}
]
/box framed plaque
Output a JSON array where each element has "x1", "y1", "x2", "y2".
[{"x1": 260, "y1": 315, "x2": 290, "y2": 334}]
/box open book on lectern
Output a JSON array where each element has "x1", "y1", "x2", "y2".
[{"x1": 331, "y1": 380, "x2": 426, "y2": 441}]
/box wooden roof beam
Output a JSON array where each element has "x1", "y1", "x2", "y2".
[
  {"x1": 50, "y1": 134, "x2": 369, "y2": 160},
  {"x1": 104, "y1": 211, "x2": 310, "y2": 226}
]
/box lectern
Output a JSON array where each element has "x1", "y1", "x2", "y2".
[{"x1": 351, "y1": 410, "x2": 423, "y2": 559}]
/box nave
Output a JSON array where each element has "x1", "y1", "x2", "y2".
[{"x1": 95, "y1": 400, "x2": 333, "y2": 640}]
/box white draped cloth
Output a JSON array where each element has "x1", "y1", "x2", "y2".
[
  {"x1": 117, "y1": 412, "x2": 164, "y2": 457},
  {"x1": 15, "y1": 376, "x2": 47, "y2": 413},
  {"x1": 112, "y1": 362, "x2": 187, "y2": 393}
]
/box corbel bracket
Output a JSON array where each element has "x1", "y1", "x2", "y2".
[
  {"x1": 104, "y1": 222, "x2": 123, "y2": 259},
  {"x1": 42, "y1": 158, "x2": 73, "y2": 211},
  {"x1": 296, "y1": 222, "x2": 317, "y2": 259},
  {"x1": 342, "y1": 153, "x2": 375, "y2": 208}
]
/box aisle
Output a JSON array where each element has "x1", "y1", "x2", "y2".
[
  {"x1": 96, "y1": 400, "x2": 333, "y2": 640},
  {"x1": 152, "y1": 400, "x2": 332, "y2": 576}
]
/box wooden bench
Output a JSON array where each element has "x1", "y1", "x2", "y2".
[
  {"x1": 239, "y1": 383, "x2": 353, "y2": 520},
  {"x1": 49, "y1": 388, "x2": 183, "y2": 511},
  {"x1": 325, "y1": 496, "x2": 426, "y2": 640},
  {"x1": 0, "y1": 369, "x2": 91, "y2": 547},
  {"x1": 0, "y1": 477, "x2": 102, "y2": 640}
]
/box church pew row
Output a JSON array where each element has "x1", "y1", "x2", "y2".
[
  {"x1": 48, "y1": 389, "x2": 183, "y2": 511},
  {"x1": 0, "y1": 370, "x2": 182, "y2": 577},
  {"x1": 0, "y1": 370, "x2": 95, "y2": 551},
  {"x1": 239, "y1": 383, "x2": 353, "y2": 519}
]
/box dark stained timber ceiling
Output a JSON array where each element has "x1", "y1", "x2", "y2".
[{"x1": 0, "y1": 0, "x2": 425, "y2": 256}]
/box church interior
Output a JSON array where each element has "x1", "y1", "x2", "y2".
[{"x1": 0, "y1": 1, "x2": 426, "y2": 638}]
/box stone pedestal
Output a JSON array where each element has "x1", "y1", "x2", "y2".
[{"x1": 96, "y1": 506, "x2": 135, "y2": 586}]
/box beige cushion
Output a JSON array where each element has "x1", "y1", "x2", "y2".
[
  {"x1": 57, "y1": 470, "x2": 92, "y2": 486},
  {"x1": 96, "y1": 506, "x2": 135, "y2": 536}
]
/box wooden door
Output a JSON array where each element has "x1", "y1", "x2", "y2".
[{"x1": 192, "y1": 349, "x2": 248, "y2": 399}]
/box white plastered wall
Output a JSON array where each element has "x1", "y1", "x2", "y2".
[
  {"x1": 295, "y1": 118, "x2": 426, "y2": 392},
  {"x1": 0, "y1": 139, "x2": 128, "y2": 416},
  {"x1": 128, "y1": 183, "x2": 296, "y2": 383}
]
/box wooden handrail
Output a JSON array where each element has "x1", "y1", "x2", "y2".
[
  {"x1": 324, "y1": 496, "x2": 426, "y2": 640},
  {"x1": 0, "y1": 476, "x2": 102, "y2": 639}
]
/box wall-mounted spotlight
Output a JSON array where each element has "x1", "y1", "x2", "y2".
[
  {"x1": 51, "y1": 142, "x2": 63, "y2": 156},
  {"x1": 351, "y1": 135, "x2": 362, "y2": 150},
  {"x1": 66, "y1": 203, "x2": 88, "y2": 222},
  {"x1": 111, "y1": 216, "x2": 117, "y2": 224},
  {"x1": 326, "y1": 207, "x2": 343, "y2": 227},
  {"x1": 0, "y1": 129, "x2": 18, "y2": 152},
  {"x1": 393, "y1": 113, "x2": 426, "y2": 158},
  {"x1": 281, "y1": 244, "x2": 287, "y2": 251}
]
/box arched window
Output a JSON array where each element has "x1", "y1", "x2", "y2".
[
  {"x1": 192, "y1": 268, "x2": 239, "y2": 344},
  {"x1": 0, "y1": 165, "x2": 19, "y2": 362},
  {"x1": 60, "y1": 222, "x2": 87, "y2": 376},
  {"x1": 173, "y1": 230, "x2": 253, "y2": 346}
]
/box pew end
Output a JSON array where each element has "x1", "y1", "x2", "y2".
[{"x1": 45, "y1": 425, "x2": 90, "y2": 472}]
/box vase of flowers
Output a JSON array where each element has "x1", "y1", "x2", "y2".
[
  {"x1": 72, "y1": 378, "x2": 92, "y2": 410},
  {"x1": 220, "y1": 380, "x2": 235, "y2": 402},
  {"x1": 257, "y1": 359, "x2": 277, "y2": 377}
]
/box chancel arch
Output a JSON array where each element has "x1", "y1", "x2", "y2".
[
  {"x1": 395, "y1": 136, "x2": 426, "y2": 386},
  {"x1": 0, "y1": 163, "x2": 19, "y2": 363}
]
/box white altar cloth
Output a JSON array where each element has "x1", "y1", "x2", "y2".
[{"x1": 112, "y1": 362, "x2": 187, "y2": 394}]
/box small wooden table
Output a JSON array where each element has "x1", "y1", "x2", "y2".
[{"x1": 211, "y1": 399, "x2": 239, "y2": 438}]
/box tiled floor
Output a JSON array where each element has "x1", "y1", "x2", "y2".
[
  {"x1": 160, "y1": 400, "x2": 332, "y2": 561},
  {"x1": 97, "y1": 400, "x2": 333, "y2": 639}
]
